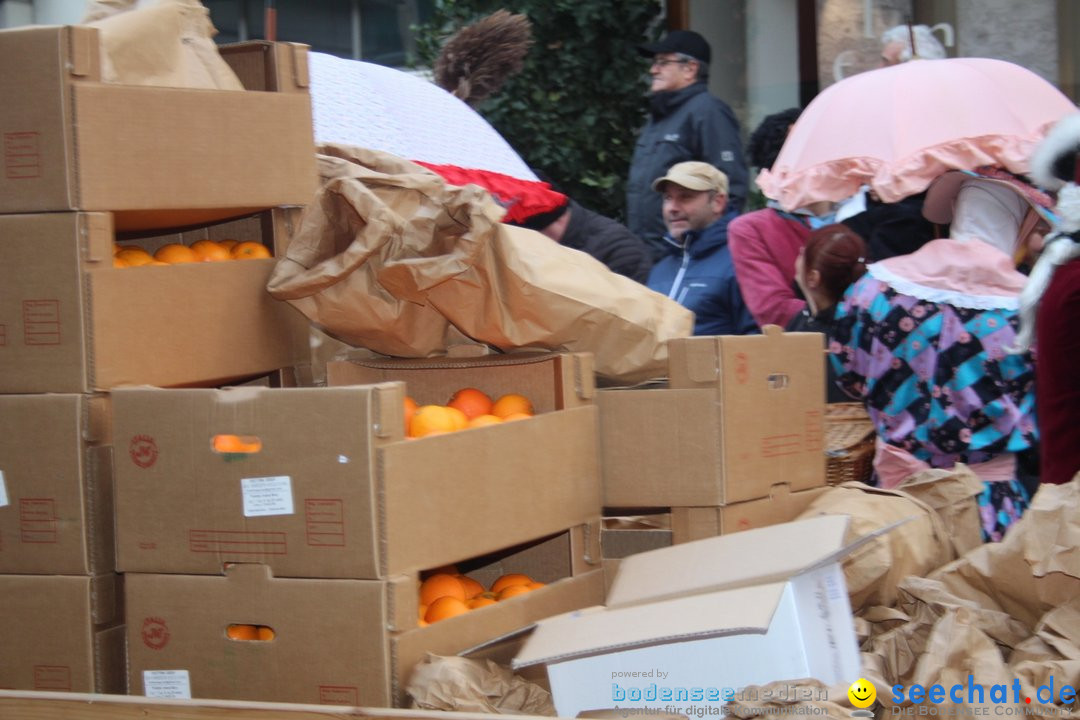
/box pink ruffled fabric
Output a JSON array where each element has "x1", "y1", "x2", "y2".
[
  {"x1": 755, "y1": 57, "x2": 1075, "y2": 211},
  {"x1": 757, "y1": 132, "x2": 1053, "y2": 211},
  {"x1": 867, "y1": 238, "x2": 1027, "y2": 310}
]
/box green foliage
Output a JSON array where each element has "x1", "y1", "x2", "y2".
[{"x1": 415, "y1": 0, "x2": 663, "y2": 220}]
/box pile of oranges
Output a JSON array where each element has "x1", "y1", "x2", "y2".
[
  {"x1": 418, "y1": 568, "x2": 545, "y2": 625},
  {"x1": 113, "y1": 239, "x2": 272, "y2": 267},
  {"x1": 405, "y1": 387, "x2": 535, "y2": 438}
]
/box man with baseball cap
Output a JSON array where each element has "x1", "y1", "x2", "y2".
[
  {"x1": 627, "y1": 29, "x2": 749, "y2": 262},
  {"x1": 645, "y1": 161, "x2": 757, "y2": 336}
]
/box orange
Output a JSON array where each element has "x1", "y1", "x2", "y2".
[
  {"x1": 456, "y1": 575, "x2": 485, "y2": 599},
  {"x1": 447, "y1": 387, "x2": 494, "y2": 420},
  {"x1": 501, "y1": 412, "x2": 532, "y2": 422},
  {"x1": 417, "y1": 618, "x2": 430, "y2": 627},
  {"x1": 445, "y1": 406, "x2": 468, "y2": 431},
  {"x1": 492, "y1": 393, "x2": 534, "y2": 418},
  {"x1": 212, "y1": 434, "x2": 262, "y2": 454},
  {"x1": 490, "y1": 573, "x2": 533, "y2": 594},
  {"x1": 425, "y1": 596, "x2": 470, "y2": 623},
  {"x1": 190, "y1": 239, "x2": 232, "y2": 262},
  {"x1": 231, "y1": 241, "x2": 272, "y2": 260},
  {"x1": 419, "y1": 604, "x2": 428, "y2": 619},
  {"x1": 154, "y1": 243, "x2": 199, "y2": 264},
  {"x1": 218, "y1": 239, "x2": 239, "y2": 251},
  {"x1": 526, "y1": 581, "x2": 547, "y2": 590},
  {"x1": 114, "y1": 247, "x2": 155, "y2": 267},
  {"x1": 403, "y1": 396, "x2": 418, "y2": 435},
  {"x1": 468, "y1": 595, "x2": 498, "y2": 609},
  {"x1": 256, "y1": 626, "x2": 276, "y2": 641},
  {"x1": 226, "y1": 624, "x2": 258, "y2": 640},
  {"x1": 409, "y1": 405, "x2": 458, "y2": 438},
  {"x1": 113, "y1": 256, "x2": 132, "y2": 268},
  {"x1": 467, "y1": 414, "x2": 504, "y2": 429},
  {"x1": 496, "y1": 584, "x2": 533, "y2": 601},
  {"x1": 419, "y1": 573, "x2": 466, "y2": 606}
]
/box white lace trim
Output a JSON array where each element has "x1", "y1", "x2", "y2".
[{"x1": 867, "y1": 263, "x2": 1020, "y2": 311}]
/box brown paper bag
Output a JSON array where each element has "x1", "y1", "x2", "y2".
[
  {"x1": 406, "y1": 654, "x2": 555, "y2": 715},
  {"x1": 797, "y1": 482, "x2": 953, "y2": 611},
  {"x1": 896, "y1": 464, "x2": 985, "y2": 557},
  {"x1": 930, "y1": 478, "x2": 1080, "y2": 629},
  {"x1": 269, "y1": 145, "x2": 694, "y2": 383},
  {"x1": 423, "y1": 222, "x2": 695, "y2": 384},
  {"x1": 267, "y1": 151, "x2": 482, "y2": 357},
  {"x1": 84, "y1": 0, "x2": 245, "y2": 90}
]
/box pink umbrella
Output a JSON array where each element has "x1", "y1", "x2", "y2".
[{"x1": 756, "y1": 57, "x2": 1077, "y2": 211}]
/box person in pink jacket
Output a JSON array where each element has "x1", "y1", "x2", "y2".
[{"x1": 728, "y1": 208, "x2": 813, "y2": 328}]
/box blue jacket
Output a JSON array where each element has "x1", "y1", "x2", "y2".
[{"x1": 646, "y1": 209, "x2": 759, "y2": 336}]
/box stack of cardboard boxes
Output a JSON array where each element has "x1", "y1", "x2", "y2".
[
  {"x1": 118, "y1": 351, "x2": 606, "y2": 705},
  {"x1": 0, "y1": 21, "x2": 839, "y2": 711},
  {"x1": 598, "y1": 328, "x2": 829, "y2": 557},
  {"x1": 0, "y1": 23, "x2": 611, "y2": 707},
  {"x1": 0, "y1": 25, "x2": 316, "y2": 693}
]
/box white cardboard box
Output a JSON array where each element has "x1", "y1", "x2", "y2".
[{"x1": 513, "y1": 515, "x2": 871, "y2": 718}]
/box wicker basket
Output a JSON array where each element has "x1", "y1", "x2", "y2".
[{"x1": 825, "y1": 402, "x2": 876, "y2": 485}]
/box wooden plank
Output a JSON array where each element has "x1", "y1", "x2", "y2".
[{"x1": 0, "y1": 691, "x2": 549, "y2": 720}]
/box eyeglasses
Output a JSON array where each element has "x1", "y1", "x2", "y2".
[{"x1": 651, "y1": 58, "x2": 691, "y2": 69}]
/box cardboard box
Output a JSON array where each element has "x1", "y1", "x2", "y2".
[
  {"x1": 601, "y1": 486, "x2": 828, "y2": 558},
  {"x1": 325, "y1": 350, "x2": 596, "y2": 411},
  {"x1": 0, "y1": 209, "x2": 311, "y2": 393},
  {"x1": 114, "y1": 364, "x2": 601, "y2": 578},
  {"x1": 669, "y1": 484, "x2": 829, "y2": 543},
  {"x1": 513, "y1": 515, "x2": 866, "y2": 718},
  {"x1": 0, "y1": 26, "x2": 317, "y2": 230},
  {"x1": 125, "y1": 529, "x2": 606, "y2": 706},
  {"x1": 0, "y1": 394, "x2": 113, "y2": 574},
  {"x1": 0, "y1": 573, "x2": 124, "y2": 693},
  {"x1": 600, "y1": 328, "x2": 825, "y2": 507}
]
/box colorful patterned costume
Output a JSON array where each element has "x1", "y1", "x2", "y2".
[{"x1": 830, "y1": 238, "x2": 1036, "y2": 541}]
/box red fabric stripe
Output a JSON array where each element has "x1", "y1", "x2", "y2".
[{"x1": 412, "y1": 161, "x2": 567, "y2": 224}]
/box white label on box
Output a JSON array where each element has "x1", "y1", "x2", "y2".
[
  {"x1": 0, "y1": 470, "x2": 8, "y2": 507},
  {"x1": 241, "y1": 475, "x2": 294, "y2": 517},
  {"x1": 143, "y1": 670, "x2": 192, "y2": 699}
]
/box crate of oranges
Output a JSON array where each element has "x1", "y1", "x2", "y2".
[
  {"x1": 0, "y1": 208, "x2": 310, "y2": 393},
  {"x1": 113, "y1": 353, "x2": 602, "y2": 581},
  {"x1": 124, "y1": 526, "x2": 605, "y2": 707}
]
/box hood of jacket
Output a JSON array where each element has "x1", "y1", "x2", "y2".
[
  {"x1": 649, "y1": 81, "x2": 709, "y2": 119},
  {"x1": 660, "y1": 208, "x2": 739, "y2": 259}
]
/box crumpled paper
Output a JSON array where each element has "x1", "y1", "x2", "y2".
[
  {"x1": 740, "y1": 480, "x2": 1080, "y2": 717},
  {"x1": 859, "y1": 479, "x2": 1080, "y2": 714},
  {"x1": 406, "y1": 653, "x2": 555, "y2": 715},
  {"x1": 798, "y1": 481, "x2": 954, "y2": 611},
  {"x1": 82, "y1": 0, "x2": 245, "y2": 90},
  {"x1": 268, "y1": 144, "x2": 694, "y2": 384}
]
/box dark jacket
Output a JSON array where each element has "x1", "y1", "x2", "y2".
[
  {"x1": 561, "y1": 200, "x2": 653, "y2": 284},
  {"x1": 646, "y1": 209, "x2": 758, "y2": 336},
  {"x1": 785, "y1": 304, "x2": 849, "y2": 403},
  {"x1": 626, "y1": 83, "x2": 749, "y2": 259}
]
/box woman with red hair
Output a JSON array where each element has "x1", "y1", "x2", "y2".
[{"x1": 787, "y1": 224, "x2": 869, "y2": 403}]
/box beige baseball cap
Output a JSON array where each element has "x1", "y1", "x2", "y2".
[{"x1": 652, "y1": 161, "x2": 729, "y2": 195}]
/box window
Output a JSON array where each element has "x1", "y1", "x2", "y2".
[{"x1": 202, "y1": 0, "x2": 434, "y2": 66}]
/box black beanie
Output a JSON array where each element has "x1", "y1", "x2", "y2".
[{"x1": 518, "y1": 199, "x2": 570, "y2": 231}]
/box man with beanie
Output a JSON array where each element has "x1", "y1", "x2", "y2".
[
  {"x1": 627, "y1": 30, "x2": 749, "y2": 261},
  {"x1": 523, "y1": 198, "x2": 653, "y2": 284},
  {"x1": 646, "y1": 161, "x2": 757, "y2": 336}
]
